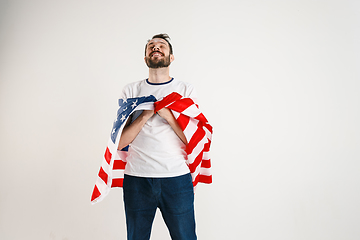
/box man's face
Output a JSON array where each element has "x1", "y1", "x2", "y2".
[{"x1": 144, "y1": 38, "x2": 173, "y2": 69}]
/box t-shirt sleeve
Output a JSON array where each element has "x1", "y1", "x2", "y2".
[
  {"x1": 185, "y1": 83, "x2": 199, "y2": 104},
  {"x1": 119, "y1": 84, "x2": 131, "y2": 99}
]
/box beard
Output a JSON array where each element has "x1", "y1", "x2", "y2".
[{"x1": 145, "y1": 54, "x2": 171, "y2": 69}]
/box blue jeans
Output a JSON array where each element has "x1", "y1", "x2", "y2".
[{"x1": 123, "y1": 173, "x2": 197, "y2": 240}]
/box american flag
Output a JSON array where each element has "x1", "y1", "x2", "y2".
[
  {"x1": 91, "y1": 95, "x2": 157, "y2": 204},
  {"x1": 154, "y1": 92, "x2": 213, "y2": 187},
  {"x1": 91, "y1": 92, "x2": 212, "y2": 204}
]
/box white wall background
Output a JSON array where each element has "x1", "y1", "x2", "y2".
[{"x1": 1, "y1": 0, "x2": 359, "y2": 239}]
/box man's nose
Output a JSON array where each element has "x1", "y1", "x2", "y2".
[{"x1": 152, "y1": 45, "x2": 160, "y2": 51}]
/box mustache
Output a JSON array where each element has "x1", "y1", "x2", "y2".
[{"x1": 150, "y1": 51, "x2": 164, "y2": 57}]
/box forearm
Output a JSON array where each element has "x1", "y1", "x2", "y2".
[
  {"x1": 167, "y1": 117, "x2": 188, "y2": 145},
  {"x1": 157, "y1": 108, "x2": 188, "y2": 145},
  {"x1": 117, "y1": 111, "x2": 153, "y2": 150}
]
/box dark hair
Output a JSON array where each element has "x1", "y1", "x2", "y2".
[{"x1": 145, "y1": 33, "x2": 173, "y2": 56}]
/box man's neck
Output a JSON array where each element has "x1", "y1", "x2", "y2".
[{"x1": 148, "y1": 67, "x2": 172, "y2": 84}]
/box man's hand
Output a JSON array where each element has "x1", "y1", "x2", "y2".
[{"x1": 156, "y1": 107, "x2": 174, "y2": 123}]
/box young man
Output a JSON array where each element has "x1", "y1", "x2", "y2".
[{"x1": 118, "y1": 34, "x2": 198, "y2": 240}]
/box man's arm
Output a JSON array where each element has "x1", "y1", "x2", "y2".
[
  {"x1": 157, "y1": 107, "x2": 188, "y2": 145},
  {"x1": 117, "y1": 110, "x2": 154, "y2": 150}
]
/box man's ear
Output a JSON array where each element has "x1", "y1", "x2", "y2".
[{"x1": 170, "y1": 54, "x2": 175, "y2": 63}]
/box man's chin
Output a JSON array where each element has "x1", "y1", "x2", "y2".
[
  {"x1": 150, "y1": 63, "x2": 170, "y2": 68},
  {"x1": 146, "y1": 56, "x2": 171, "y2": 69},
  {"x1": 146, "y1": 61, "x2": 171, "y2": 69}
]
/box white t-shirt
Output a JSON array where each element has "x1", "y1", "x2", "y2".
[{"x1": 120, "y1": 78, "x2": 197, "y2": 178}]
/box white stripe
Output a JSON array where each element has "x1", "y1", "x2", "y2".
[
  {"x1": 202, "y1": 151, "x2": 210, "y2": 160},
  {"x1": 101, "y1": 159, "x2": 111, "y2": 174},
  {"x1": 204, "y1": 127, "x2": 212, "y2": 140},
  {"x1": 112, "y1": 170, "x2": 125, "y2": 178},
  {"x1": 107, "y1": 139, "x2": 116, "y2": 151},
  {"x1": 191, "y1": 167, "x2": 200, "y2": 181},
  {"x1": 172, "y1": 110, "x2": 180, "y2": 119},
  {"x1": 95, "y1": 179, "x2": 109, "y2": 195},
  {"x1": 183, "y1": 118, "x2": 199, "y2": 141},
  {"x1": 181, "y1": 104, "x2": 201, "y2": 118},
  {"x1": 117, "y1": 150, "x2": 128, "y2": 161},
  {"x1": 199, "y1": 167, "x2": 211, "y2": 176},
  {"x1": 187, "y1": 135, "x2": 208, "y2": 164}
]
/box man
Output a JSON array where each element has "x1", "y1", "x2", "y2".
[{"x1": 118, "y1": 33, "x2": 198, "y2": 240}]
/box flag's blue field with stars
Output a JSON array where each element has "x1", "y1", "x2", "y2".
[{"x1": 110, "y1": 95, "x2": 157, "y2": 144}]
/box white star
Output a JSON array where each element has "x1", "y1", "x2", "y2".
[
  {"x1": 123, "y1": 107, "x2": 127, "y2": 112},
  {"x1": 122, "y1": 99, "x2": 127, "y2": 103},
  {"x1": 112, "y1": 128, "x2": 116, "y2": 134},
  {"x1": 131, "y1": 100, "x2": 137, "y2": 109},
  {"x1": 120, "y1": 114, "x2": 126, "y2": 122}
]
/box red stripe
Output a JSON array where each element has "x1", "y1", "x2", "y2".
[
  {"x1": 186, "y1": 124, "x2": 205, "y2": 155},
  {"x1": 198, "y1": 174, "x2": 212, "y2": 184},
  {"x1": 203, "y1": 141, "x2": 210, "y2": 152},
  {"x1": 113, "y1": 160, "x2": 126, "y2": 170},
  {"x1": 176, "y1": 114, "x2": 190, "y2": 131},
  {"x1": 194, "y1": 113, "x2": 208, "y2": 123},
  {"x1": 111, "y1": 178, "x2": 123, "y2": 187},
  {"x1": 201, "y1": 159, "x2": 211, "y2": 168},
  {"x1": 98, "y1": 167, "x2": 108, "y2": 184},
  {"x1": 204, "y1": 123, "x2": 213, "y2": 134},
  {"x1": 104, "y1": 147, "x2": 112, "y2": 164},
  {"x1": 91, "y1": 185, "x2": 101, "y2": 202},
  {"x1": 188, "y1": 149, "x2": 204, "y2": 173},
  {"x1": 168, "y1": 98, "x2": 194, "y2": 113},
  {"x1": 154, "y1": 92, "x2": 182, "y2": 112}
]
